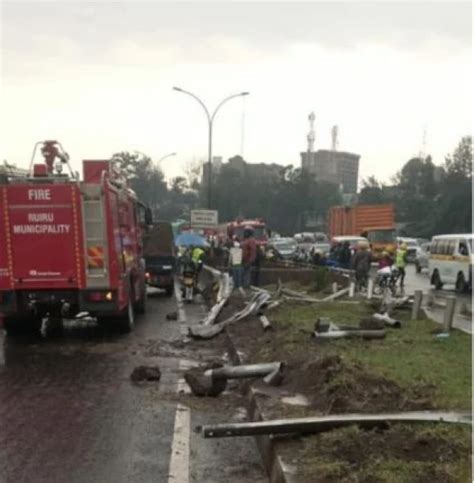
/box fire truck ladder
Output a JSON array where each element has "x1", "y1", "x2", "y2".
[{"x1": 82, "y1": 185, "x2": 109, "y2": 288}]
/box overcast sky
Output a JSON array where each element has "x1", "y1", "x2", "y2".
[{"x1": 1, "y1": 1, "x2": 471, "y2": 184}]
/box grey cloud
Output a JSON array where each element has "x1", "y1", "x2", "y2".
[{"x1": 2, "y1": 1, "x2": 471, "y2": 58}]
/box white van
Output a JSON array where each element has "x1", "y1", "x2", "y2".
[{"x1": 429, "y1": 234, "x2": 473, "y2": 292}]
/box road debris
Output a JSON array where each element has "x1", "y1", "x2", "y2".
[
  {"x1": 130, "y1": 365, "x2": 162, "y2": 382},
  {"x1": 259, "y1": 315, "x2": 272, "y2": 331},
  {"x1": 198, "y1": 411, "x2": 472, "y2": 438},
  {"x1": 185, "y1": 362, "x2": 285, "y2": 396},
  {"x1": 166, "y1": 311, "x2": 178, "y2": 321}
]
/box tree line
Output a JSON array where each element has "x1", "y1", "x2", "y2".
[{"x1": 111, "y1": 135, "x2": 472, "y2": 238}]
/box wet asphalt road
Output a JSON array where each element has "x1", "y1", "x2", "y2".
[{"x1": 0, "y1": 290, "x2": 267, "y2": 483}]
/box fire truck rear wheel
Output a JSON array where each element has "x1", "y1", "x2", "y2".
[
  {"x1": 134, "y1": 281, "x2": 147, "y2": 315},
  {"x1": 118, "y1": 300, "x2": 135, "y2": 333}
]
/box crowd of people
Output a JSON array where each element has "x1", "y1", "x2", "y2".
[{"x1": 179, "y1": 228, "x2": 410, "y2": 296}]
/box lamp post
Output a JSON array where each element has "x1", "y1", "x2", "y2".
[{"x1": 173, "y1": 87, "x2": 249, "y2": 209}]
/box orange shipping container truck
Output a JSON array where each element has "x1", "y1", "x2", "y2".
[{"x1": 328, "y1": 204, "x2": 397, "y2": 259}]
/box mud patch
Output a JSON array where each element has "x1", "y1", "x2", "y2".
[{"x1": 282, "y1": 355, "x2": 434, "y2": 414}]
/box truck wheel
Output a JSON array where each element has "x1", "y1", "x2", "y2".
[
  {"x1": 165, "y1": 285, "x2": 174, "y2": 297},
  {"x1": 134, "y1": 282, "x2": 147, "y2": 315},
  {"x1": 118, "y1": 300, "x2": 135, "y2": 333}
]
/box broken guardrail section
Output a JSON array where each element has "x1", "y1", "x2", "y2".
[{"x1": 198, "y1": 411, "x2": 472, "y2": 438}]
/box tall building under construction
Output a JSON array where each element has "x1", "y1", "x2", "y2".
[{"x1": 300, "y1": 114, "x2": 360, "y2": 194}]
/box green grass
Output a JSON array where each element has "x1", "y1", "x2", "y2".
[{"x1": 249, "y1": 298, "x2": 472, "y2": 481}]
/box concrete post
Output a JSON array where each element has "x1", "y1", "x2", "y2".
[
  {"x1": 443, "y1": 297, "x2": 456, "y2": 333},
  {"x1": 367, "y1": 279, "x2": 374, "y2": 300},
  {"x1": 411, "y1": 290, "x2": 423, "y2": 320},
  {"x1": 349, "y1": 281, "x2": 355, "y2": 298},
  {"x1": 332, "y1": 282, "x2": 338, "y2": 294}
]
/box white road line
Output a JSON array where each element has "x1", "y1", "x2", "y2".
[{"x1": 167, "y1": 403, "x2": 190, "y2": 483}]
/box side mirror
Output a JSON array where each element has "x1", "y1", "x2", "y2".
[{"x1": 145, "y1": 207, "x2": 153, "y2": 225}]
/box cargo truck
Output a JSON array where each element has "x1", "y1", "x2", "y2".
[
  {"x1": 328, "y1": 204, "x2": 397, "y2": 259},
  {"x1": 0, "y1": 140, "x2": 150, "y2": 334}
]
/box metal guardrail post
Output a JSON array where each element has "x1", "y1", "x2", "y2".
[
  {"x1": 367, "y1": 279, "x2": 374, "y2": 300},
  {"x1": 411, "y1": 290, "x2": 423, "y2": 320},
  {"x1": 443, "y1": 296, "x2": 456, "y2": 333}
]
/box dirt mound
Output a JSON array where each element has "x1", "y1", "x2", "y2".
[{"x1": 283, "y1": 355, "x2": 434, "y2": 414}]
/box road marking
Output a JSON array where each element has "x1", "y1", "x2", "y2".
[{"x1": 167, "y1": 403, "x2": 190, "y2": 483}]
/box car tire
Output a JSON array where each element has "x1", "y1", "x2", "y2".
[
  {"x1": 431, "y1": 270, "x2": 443, "y2": 290},
  {"x1": 415, "y1": 262, "x2": 422, "y2": 274},
  {"x1": 456, "y1": 272, "x2": 467, "y2": 293}
]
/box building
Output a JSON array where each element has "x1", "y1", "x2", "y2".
[
  {"x1": 300, "y1": 113, "x2": 360, "y2": 194},
  {"x1": 301, "y1": 150, "x2": 360, "y2": 194}
]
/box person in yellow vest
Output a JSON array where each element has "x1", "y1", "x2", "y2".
[
  {"x1": 395, "y1": 242, "x2": 408, "y2": 288},
  {"x1": 192, "y1": 246, "x2": 205, "y2": 269}
]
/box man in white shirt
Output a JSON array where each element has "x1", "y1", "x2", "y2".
[{"x1": 228, "y1": 240, "x2": 243, "y2": 289}]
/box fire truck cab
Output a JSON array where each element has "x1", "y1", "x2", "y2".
[{"x1": 0, "y1": 141, "x2": 150, "y2": 334}]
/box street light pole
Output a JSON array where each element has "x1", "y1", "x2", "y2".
[
  {"x1": 158, "y1": 152, "x2": 177, "y2": 164},
  {"x1": 173, "y1": 87, "x2": 249, "y2": 209}
]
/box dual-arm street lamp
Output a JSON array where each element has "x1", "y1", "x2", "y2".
[{"x1": 173, "y1": 86, "x2": 249, "y2": 209}]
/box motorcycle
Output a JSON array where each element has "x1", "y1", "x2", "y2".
[
  {"x1": 374, "y1": 265, "x2": 400, "y2": 296},
  {"x1": 180, "y1": 257, "x2": 199, "y2": 303}
]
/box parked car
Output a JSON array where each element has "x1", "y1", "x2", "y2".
[
  {"x1": 397, "y1": 237, "x2": 420, "y2": 263},
  {"x1": 311, "y1": 233, "x2": 331, "y2": 255},
  {"x1": 331, "y1": 235, "x2": 369, "y2": 252},
  {"x1": 269, "y1": 237, "x2": 298, "y2": 259},
  {"x1": 415, "y1": 242, "x2": 430, "y2": 273}
]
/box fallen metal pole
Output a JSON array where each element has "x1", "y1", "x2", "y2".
[
  {"x1": 321, "y1": 288, "x2": 349, "y2": 302},
  {"x1": 372, "y1": 312, "x2": 402, "y2": 329},
  {"x1": 199, "y1": 411, "x2": 472, "y2": 438},
  {"x1": 314, "y1": 329, "x2": 386, "y2": 339},
  {"x1": 204, "y1": 362, "x2": 283, "y2": 380}
]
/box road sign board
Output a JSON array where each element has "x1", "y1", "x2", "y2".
[{"x1": 190, "y1": 210, "x2": 218, "y2": 229}]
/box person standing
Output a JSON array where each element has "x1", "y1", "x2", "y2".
[
  {"x1": 228, "y1": 240, "x2": 243, "y2": 289},
  {"x1": 339, "y1": 241, "x2": 352, "y2": 269},
  {"x1": 241, "y1": 227, "x2": 257, "y2": 288},
  {"x1": 352, "y1": 241, "x2": 371, "y2": 291},
  {"x1": 395, "y1": 242, "x2": 408, "y2": 288}
]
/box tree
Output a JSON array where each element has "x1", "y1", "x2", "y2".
[
  {"x1": 445, "y1": 136, "x2": 472, "y2": 178},
  {"x1": 359, "y1": 176, "x2": 388, "y2": 204}
]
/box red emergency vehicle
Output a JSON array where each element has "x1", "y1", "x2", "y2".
[
  {"x1": 0, "y1": 141, "x2": 150, "y2": 334},
  {"x1": 227, "y1": 218, "x2": 268, "y2": 246}
]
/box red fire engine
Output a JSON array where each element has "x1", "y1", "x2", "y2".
[
  {"x1": 226, "y1": 218, "x2": 268, "y2": 246},
  {"x1": 0, "y1": 141, "x2": 150, "y2": 334}
]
